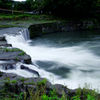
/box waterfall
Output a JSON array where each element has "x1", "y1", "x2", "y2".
[
  {"x1": 3, "y1": 28, "x2": 100, "y2": 91},
  {"x1": 5, "y1": 28, "x2": 30, "y2": 44},
  {"x1": 19, "y1": 29, "x2": 30, "y2": 41}
]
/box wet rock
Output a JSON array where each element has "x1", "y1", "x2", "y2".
[
  {"x1": 0, "y1": 41, "x2": 12, "y2": 47},
  {"x1": 0, "y1": 36, "x2": 6, "y2": 41},
  {"x1": 0, "y1": 48, "x2": 31, "y2": 64},
  {"x1": 20, "y1": 65, "x2": 40, "y2": 77},
  {"x1": 2, "y1": 64, "x2": 16, "y2": 70},
  {"x1": 4, "y1": 73, "x2": 17, "y2": 78}
]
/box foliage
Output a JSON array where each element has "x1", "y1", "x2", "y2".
[
  {"x1": 42, "y1": 0, "x2": 96, "y2": 18},
  {"x1": 37, "y1": 78, "x2": 47, "y2": 86},
  {"x1": 0, "y1": 0, "x2": 13, "y2": 9},
  {"x1": 10, "y1": 80, "x2": 17, "y2": 84},
  {"x1": 14, "y1": 92, "x2": 23, "y2": 100},
  {"x1": 1, "y1": 0, "x2": 100, "y2": 19}
]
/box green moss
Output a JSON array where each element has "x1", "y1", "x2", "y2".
[
  {"x1": 15, "y1": 57, "x2": 18, "y2": 60},
  {"x1": 10, "y1": 80, "x2": 17, "y2": 84},
  {"x1": 18, "y1": 51, "x2": 26, "y2": 56}
]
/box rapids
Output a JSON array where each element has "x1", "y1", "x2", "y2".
[{"x1": 1, "y1": 28, "x2": 100, "y2": 91}]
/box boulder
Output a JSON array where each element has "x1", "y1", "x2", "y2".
[
  {"x1": 20, "y1": 65, "x2": 40, "y2": 77},
  {"x1": 53, "y1": 84, "x2": 67, "y2": 97}
]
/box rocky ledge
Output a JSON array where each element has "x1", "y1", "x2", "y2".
[
  {"x1": 0, "y1": 35, "x2": 31, "y2": 64},
  {"x1": 28, "y1": 20, "x2": 100, "y2": 38},
  {"x1": 0, "y1": 72, "x2": 100, "y2": 99}
]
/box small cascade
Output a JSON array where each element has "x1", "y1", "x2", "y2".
[
  {"x1": 19, "y1": 29, "x2": 30, "y2": 41},
  {"x1": 5, "y1": 29, "x2": 30, "y2": 44}
]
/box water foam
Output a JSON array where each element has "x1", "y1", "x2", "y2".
[{"x1": 4, "y1": 29, "x2": 100, "y2": 91}]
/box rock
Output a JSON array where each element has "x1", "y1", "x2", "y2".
[
  {"x1": 53, "y1": 84, "x2": 80, "y2": 98},
  {"x1": 0, "y1": 36, "x2": 6, "y2": 41},
  {"x1": 24, "y1": 77, "x2": 53, "y2": 89},
  {"x1": 2, "y1": 64, "x2": 16, "y2": 70},
  {"x1": 53, "y1": 84, "x2": 67, "y2": 97},
  {"x1": 0, "y1": 47, "x2": 32, "y2": 64},
  {"x1": 3, "y1": 73, "x2": 18, "y2": 78},
  {"x1": 0, "y1": 41, "x2": 12, "y2": 47},
  {"x1": 20, "y1": 65, "x2": 40, "y2": 77},
  {"x1": 28, "y1": 21, "x2": 100, "y2": 39},
  {"x1": 0, "y1": 71, "x2": 4, "y2": 77}
]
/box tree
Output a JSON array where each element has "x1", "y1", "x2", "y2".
[
  {"x1": 0, "y1": 0, "x2": 13, "y2": 9},
  {"x1": 42, "y1": 0, "x2": 96, "y2": 17}
]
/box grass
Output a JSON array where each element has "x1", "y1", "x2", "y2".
[
  {"x1": 0, "y1": 24, "x2": 15, "y2": 29},
  {"x1": 0, "y1": 47, "x2": 26, "y2": 55},
  {"x1": 0, "y1": 13, "x2": 63, "y2": 28},
  {"x1": 0, "y1": 48, "x2": 20, "y2": 52},
  {"x1": 18, "y1": 51, "x2": 26, "y2": 56},
  {"x1": 0, "y1": 13, "x2": 60, "y2": 21}
]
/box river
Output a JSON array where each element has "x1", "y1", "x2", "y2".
[{"x1": 2, "y1": 29, "x2": 100, "y2": 91}]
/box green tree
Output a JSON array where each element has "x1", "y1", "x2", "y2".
[
  {"x1": 0, "y1": 0, "x2": 13, "y2": 9},
  {"x1": 42, "y1": 0, "x2": 96, "y2": 17},
  {"x1": 14, "y1": 2, "x2": 24, "y2": 11}
]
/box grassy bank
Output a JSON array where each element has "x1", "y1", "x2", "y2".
[
  {"x1": 0, "y1": 13, "x2": 99, "y2": 29},
  {"x1": 0, "y1": 13, "x2": 54, "y2": 21},
  {"x1": 0, "y1": 13, "x2": 62, "y2": 29}
]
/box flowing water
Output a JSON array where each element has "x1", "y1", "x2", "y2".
[{"x1": 2, "y1": 29, "x2": 100, "y2": 90}]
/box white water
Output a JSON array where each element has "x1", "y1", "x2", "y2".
[{"x1": 3, "y1": 29, "x2": 100, "y2": 91}]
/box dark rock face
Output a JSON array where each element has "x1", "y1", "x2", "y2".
[
  {"x1": 28, "y1": 21, "x2": 100, "y2": 39},
  {"x1": 20, "y1": 65, "x2": 40, "y2": 77},
  {"x1": 0, "y1": 36, "x2": 6, "y2": 41}
]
